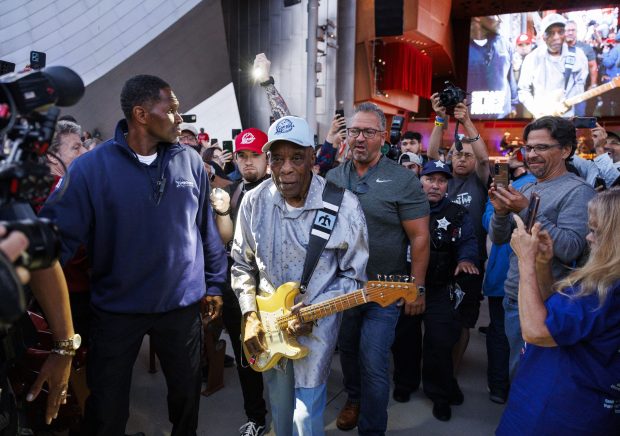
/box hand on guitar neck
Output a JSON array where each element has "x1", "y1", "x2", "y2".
[{"x1": 285, "y1": 301, "x2": 313, "y2": 337}]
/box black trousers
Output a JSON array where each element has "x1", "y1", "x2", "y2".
[
  {"x1": 83, "y1": 303, "x2": 202, "y2": 436},
  {"x1": 221, "y1": 285, "x2": 267, "y2": 425},
  {"x1": 392, "y1": 286, "x2": 461, "y2": 404},
  {"x1": 486, "y1": 296, "x2": 510, "y2": 392}
]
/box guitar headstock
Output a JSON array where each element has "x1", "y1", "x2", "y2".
[{"x1": 365, "y1": 275, "x2": 418, "y2": 307}]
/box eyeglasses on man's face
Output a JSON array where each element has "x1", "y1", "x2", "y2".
[
  {"x1": 453, "y1": 152, "x2": 474, "y2": 160},
  {"x1": 347, "y1": 128, "x2": 384, "y2": 139},
  {"x1": 521, "y1": 143, "x2": 563, "y2": 154}
]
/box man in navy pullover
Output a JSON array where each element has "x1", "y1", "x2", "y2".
[{"x1": 40, "y1": 75, "x2": 227, "y2": 436}]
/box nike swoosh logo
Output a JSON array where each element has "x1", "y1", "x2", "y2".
[{"x1": 376, "y1": 178, "x2": 392, "y2": 183}]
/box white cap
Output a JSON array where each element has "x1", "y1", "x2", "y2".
[
  {"x1": 262, "y1": 116, "x2": 315, "y2": 152},
  {"x1": 399, "y1": 152, "x2": 423, "y2": 166},
  {"x1": 540, "y1": 13, "x2": 566, "y2": 33},
  {"x1": 180, "y1": 123, "x2": 198, "y2": 137}
]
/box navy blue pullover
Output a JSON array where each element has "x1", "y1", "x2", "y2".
[{"x1": 40, "y1": 120, "x2": 227, "y2": 313}]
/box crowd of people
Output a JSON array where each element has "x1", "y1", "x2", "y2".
[{"x1": 1, "y1": 20, "x2": 619, "y2": 436}]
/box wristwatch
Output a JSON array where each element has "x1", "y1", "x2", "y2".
[
  {"x1": 417, "y1": 285, "x2": 426, "y2": 297},
  {"x1": 52, "y1": 333, "x2": 81, "y2": 356},
  {"x1": 259, "y1": 76, "x2": 275, "y2": 87}
]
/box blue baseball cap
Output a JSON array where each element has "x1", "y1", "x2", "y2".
[{"x1": 420, "y1": 160, "x2": 453, "y2": 178}]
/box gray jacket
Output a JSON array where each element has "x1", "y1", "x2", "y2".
[{"x1": 489, "y1": 172, "x2": 595, "y2": 300}]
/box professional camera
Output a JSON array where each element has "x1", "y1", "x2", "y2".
[
  {"x1": 438, "y1": 81, "x2": 466, "y2": 112},
  {"x1": 0, "y1": 66, "x2": 84, "y2": 325}
]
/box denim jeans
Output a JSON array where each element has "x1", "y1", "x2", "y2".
[
  {"x1": 486, "y1": 296, "x2": 510, "y2": 392},
  {"x1": 263, "y1": 360, "x2": 327, "y2": 436},
  {"x1": 503, "y1": 296, "x2": 524, "y2": 380},
  {"x1": 339, "y1": 302, "x2": 400, "y2": 436}
]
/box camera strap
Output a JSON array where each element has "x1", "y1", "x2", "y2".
[
  {"x1": 298, "y1": 181, "x2": 345, "y2": 294},
  {"x1": 454, "y1": 120, "x2": 463, "y2": 152}
]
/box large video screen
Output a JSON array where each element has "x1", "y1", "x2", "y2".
[{"x1": 467, "y1": 7, "x2": 619, "y2": 120}]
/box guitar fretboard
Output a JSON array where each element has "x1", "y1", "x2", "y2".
[
  {"x1": 564, "y1": 79, "x2": 619, "y2": 107},
  {"x1": 298, "y1": 289, "x2": 367, "y2": 323}
]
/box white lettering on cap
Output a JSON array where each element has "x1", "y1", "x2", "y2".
[{"x1": 241, "y1": 132, "x2": 255, "y2": 144}]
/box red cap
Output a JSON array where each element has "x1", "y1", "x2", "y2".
[
  {"x1": 516, "y1": 33, "x2": 532, "y2": 45},
  {"x1": 234, "y1": 128, "x2": 267, "y2": 154}
]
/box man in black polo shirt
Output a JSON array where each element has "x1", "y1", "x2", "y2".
[{"x1": 327, "y1": 102, "x2": 430, "y2": 434}]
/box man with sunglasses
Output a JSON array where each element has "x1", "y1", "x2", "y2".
[
  {"x1": 517, "y1": 13, "x2": 589, "y2": 118},
  {"x1": 488, "y1": 116, "x2": 595, "y2": 378},
  {"x1": 326, "y1": 103, "x2": 430, "y2": 435}
]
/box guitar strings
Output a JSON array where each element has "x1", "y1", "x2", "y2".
[{"x1": 275, "y1": 285, "x2": 414, "y2": 327}]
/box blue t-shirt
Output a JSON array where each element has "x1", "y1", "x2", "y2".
[{"x1": 497, "y1": 281, "x2": 620, "y2": 435}]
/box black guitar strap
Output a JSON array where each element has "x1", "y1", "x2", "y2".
[{"x1": 299, "y1": 181, "x2": 345, "y2": 294}]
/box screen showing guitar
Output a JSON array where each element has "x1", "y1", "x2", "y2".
[{"x1": 466, "y1": 7, "x2": 620, "y2": 120}]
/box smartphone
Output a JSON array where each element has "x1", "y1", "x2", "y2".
[
  {"x1": 222, "y1": 140, "x2": 233, "y2": 154},
  {"x1": 30, "y1": 51, "x2": 46, "y2": 69},
  {"x1": 572, "y1": 117, "x2": 597, "y2": 129},
  {"x1": 232, "y1": 128, "x2": 241, "y2": 138},
  {"x1": 0, "y1": 60, "x2": 16, "y2": 75},
  {"x1": 210, "y1": 138, "x2": 218, "y2": 145},
  {"x1": 525, "y1": 192, "x2": 541, "y2": 234},
  {"x1": 494, "y1": 161, "x2": 509, "y2": 188},
  {"x1": 181, "y1": 114, "x2": 196, "y2": 123},
  {"x1": 335, "y1": 109, "x2": 346, "y2": 133}
]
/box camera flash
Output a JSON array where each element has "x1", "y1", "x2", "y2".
[{"x1": 252, "y1": 68, "x2": 262, "y2": 79}]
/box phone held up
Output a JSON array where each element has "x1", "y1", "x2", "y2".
[
  {"x1": 30, "y1": 51, "x2": 46, "y2": 69},
  {"x1": 335, "y1": 109, "x2": 346, "y2": 133},
  {"x1": 572, "y1": 117, "x2": 597, "y2": 129},
  {"x1": 222, "y1": 140, "x2": 233, "y2": 154},
  {"x1": 494, "y1": 160, "x2": 509, "y2": 188},
  {"x1": 525, "y1": 192, "x2": 541, "y2": 234}
]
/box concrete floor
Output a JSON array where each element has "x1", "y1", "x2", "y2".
[{"x1": 126, "y1": 301, "x2": 505, "y2": 435}]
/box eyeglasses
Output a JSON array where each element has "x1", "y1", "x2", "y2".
[
  {"x1": 521, "y1": 143, "x2": 562, "y2": 154},
  {"x1": 347, "y1": 128, "x2": 384, "y2": 139},
  {"x1": 180, "y1": 135, "x2": 197, "y2": 142},
  {"x1": 453, "y1": 152, "x2": 474, "y2": 160}
]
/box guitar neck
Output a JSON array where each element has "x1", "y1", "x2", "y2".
[
  {"x1": 564, "y1": 80, "x2": 618, "y2": 107},
  {"x1": 298, "y1": 289, "x2": 367, "y2": 323}
]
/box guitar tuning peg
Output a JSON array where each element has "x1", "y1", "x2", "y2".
[
  {"x1": 389, "y1": 274, "x2": 394, "y2": 282},
  {"x1": 377, "y1": 274, "x2": 383, "y2": 281},
  {"x1": 403, "y1": 276, "x2": 409, "y2": 283},
  {"x1": 395, "y1": 274, "x2": 402, "y2": 282}
]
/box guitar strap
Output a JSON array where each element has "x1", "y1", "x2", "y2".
[
  {"x1": 298, "y1": 181, "x2": 345, "y2": 294},
  {"x1": 563, "y1": 45, "x2": 576, "y2": 91}
]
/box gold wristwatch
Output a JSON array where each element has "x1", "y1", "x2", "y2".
[{"x1": 52, "y1": 333, "x2": 82, "y2": 356}]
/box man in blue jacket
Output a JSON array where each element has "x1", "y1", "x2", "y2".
[{"x1": 40, "y1": 75, "x2": 227, "y2": 436}]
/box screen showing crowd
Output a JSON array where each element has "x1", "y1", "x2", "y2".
[{"x1": 467, "y1": 7, "x2": 620, "y2": 120}]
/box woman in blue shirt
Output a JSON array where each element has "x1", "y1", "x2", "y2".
[{"x1": 497, "y1": 188, "x2": 620, "y2": 435}]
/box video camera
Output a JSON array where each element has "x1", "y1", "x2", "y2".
[{"x1": 0, "y1": 65, "x2": 84, "y2": 325}]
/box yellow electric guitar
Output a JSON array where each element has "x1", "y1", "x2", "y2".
[
  {"x1": 242, "y1": 278, "x2": 418, "y2": 372},
  {"x1": 534, "y1": 76, "x2": 620, "y2": 118}
]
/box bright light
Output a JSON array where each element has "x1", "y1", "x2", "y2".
[{"x1": 252, "y1": 68, "x2": 262, "y2": 79}]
